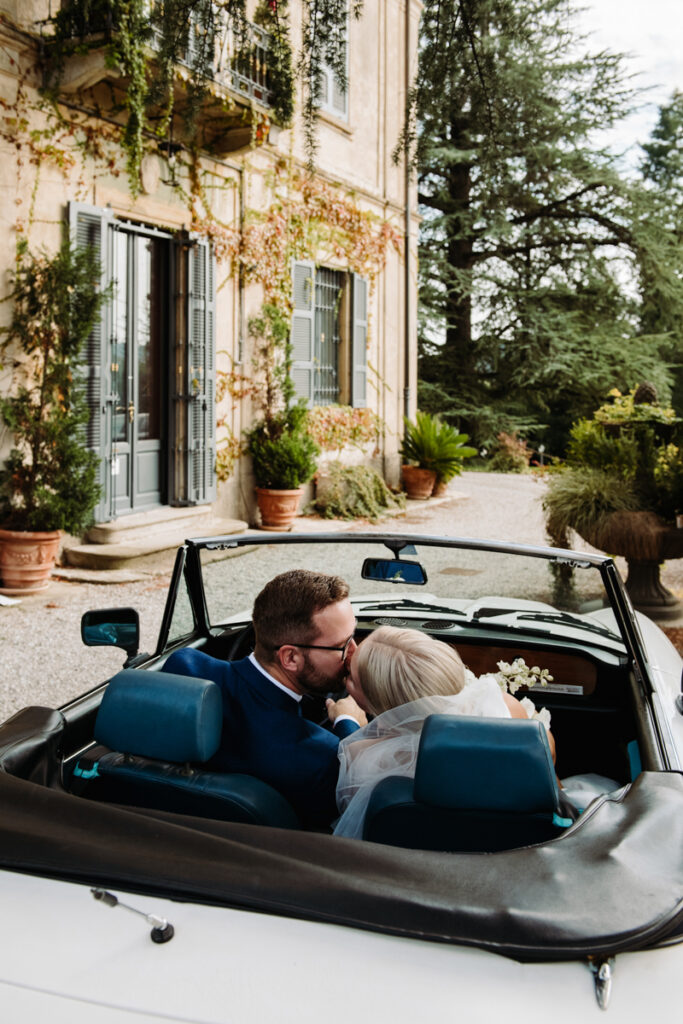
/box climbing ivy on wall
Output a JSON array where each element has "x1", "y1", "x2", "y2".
[{"x1": 217, "y1": 164, "x2": 402, "y2": 306}]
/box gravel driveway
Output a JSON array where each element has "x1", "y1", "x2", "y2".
[{"x1": 1, "y1": 471, "x2": 681, "y2": 722}]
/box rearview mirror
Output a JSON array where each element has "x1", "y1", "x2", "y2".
[
  {"x1": 361, "y1": 558, "x2": 427, "y2": 585},
  {"x1": 81, "y1": 608, "x2": 140, "y2": 658}
]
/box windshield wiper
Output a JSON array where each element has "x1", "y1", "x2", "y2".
[
  {"x1": 356, "y1": 598, "x2": 465, "y2": 616},
  {"x1": 514, "y1": 611, "x2": 618, "y2": 639}
]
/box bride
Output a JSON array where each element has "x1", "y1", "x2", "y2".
[{"x1": 330, "y1": 625, "x2": 557, "y2": 840}]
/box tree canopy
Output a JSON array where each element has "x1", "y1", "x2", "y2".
[{"x1": 411, "y1": 0, "x2": 683, "y2": 452}]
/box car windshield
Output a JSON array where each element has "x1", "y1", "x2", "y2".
[{"x1": 195, "y1": 536, "x2": 624, "y2": 645}]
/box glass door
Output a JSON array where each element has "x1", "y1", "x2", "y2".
[{"x1": 111, "y1": 230, "x2": 167, "y2": 514}]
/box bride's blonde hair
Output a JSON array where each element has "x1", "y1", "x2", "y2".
[{"x1": 354, "y1": 626, "x2": 465, "y2": 715}]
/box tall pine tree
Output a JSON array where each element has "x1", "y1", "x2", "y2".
[
  {"x1": 412, "y1": 0, "x2": 679, "y2": 451},
  {"x1": 639, "y1": 92, "x2": 683, "y2": 415}
]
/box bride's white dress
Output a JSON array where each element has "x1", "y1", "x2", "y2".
[{"x1": 333, "y1": 675, "x2": 510, "y2": 840}]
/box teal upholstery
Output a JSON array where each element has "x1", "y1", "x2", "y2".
[
  {"x1": 95, "y1": 670, "x2": 222, "y2": 763},
  {"x1": 76, "y1": 669, "x2": 300, "y2": 829},
  {"x1": 363, "y1": 714, "x2": 572, "y2": 852}
]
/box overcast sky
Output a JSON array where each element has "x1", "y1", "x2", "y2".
[{"x1": 577, "y1": 0, "x2": 683, "y2": 162}]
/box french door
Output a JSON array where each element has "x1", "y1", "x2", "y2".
[
  {"x1": 70, "y1": 202, "x2": 216, "y2": 524},
  {"x1": 110, "y1": 229, "x2": 167, "y2": 514}
]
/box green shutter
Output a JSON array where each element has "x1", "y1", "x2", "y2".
[
  {"x1": 351, "y1": 273, "x2": 368, "y2": 408},
  {"x1": 68, "y1": 201, "x2": 113, "y2": 521},
  {"x1": 291, "y1": 260, "x2": 316, "y2": 405},
  {"x1": 187, "y1": 238, "x2": 216, "y2": 503}
]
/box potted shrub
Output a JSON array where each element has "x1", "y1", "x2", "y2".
[
  {"x1": 0, "y1": 239, "x2": 105, "y2": 591},
  {"x1": 543, "y1": 386, "x2": 683, "y2": 614},
  {"x1": 244, "y1": 305, "x2": 319, "y2": 530},
  {"x1": 400, "y1": 411, "x2": 476, "y2": 499},
  {"x1": 246, "y1": 403, "x2": 319, "y2": 530}
]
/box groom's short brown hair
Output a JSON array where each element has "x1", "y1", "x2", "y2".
[{"x1": 252, "y1": 569, "x2": 349, "y2": 657}]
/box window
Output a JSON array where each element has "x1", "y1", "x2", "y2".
[
  {"x1": 317, "y1": 56, "x2": 348, "y2": 121},
  {"x1": 291, "y1": 261, "x2": 367, "y2": 408},
  {"x1": 314, "y1": 5, "x2": 349, "y2": 121}
]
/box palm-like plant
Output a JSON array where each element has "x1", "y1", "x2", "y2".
[{"x1": 400, "y1": 411, "x2": 476, "y2": 486}]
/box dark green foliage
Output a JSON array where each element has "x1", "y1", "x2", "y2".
[
  {"x1": 639, "y1": 93, "x2": 683, "y2": 417},
  {"x1": 543, "y1": 391, "x2": 683, "y2": 552},
  {"x1": 410, "y1": 0, "x2": 680, "y2": 451},
  {"x1": 309, "y1": 461, "x2": 405, "y2": 521},
  {"x1": 400, "y1": 410, "x2": 476, "y2": 483},
  {"x1": 0, "y1": 239, "x2": 106, "y2": 533},
  {"x1": 247, "y1": 404, "x2": 319, "y2": 489},
  {"x1": 245, "y1": 304, "x2": 319, "y2": 489},
  {"x1": 543, "y1": 468, "x2": 640, "y2": 549}
]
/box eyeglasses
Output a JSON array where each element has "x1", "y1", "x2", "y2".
[{"x1": 287, "y1": 634, "x2": 356, "y2": 660}]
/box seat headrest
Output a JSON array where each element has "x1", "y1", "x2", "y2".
[
  {"x1": 414, "y1": 714, "x2": 558, "y2": 813},
  {"x1": 95, "y1": 669, "x2": 222, "y2": 764}
]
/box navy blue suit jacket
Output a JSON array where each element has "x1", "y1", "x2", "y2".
[{"x1": 162, "y1": 649, "x2": 359, "y2": 827}]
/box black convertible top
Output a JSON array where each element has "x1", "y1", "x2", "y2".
[{"x1": 1, "y1": 764, "x2": 682, "y2": 962}]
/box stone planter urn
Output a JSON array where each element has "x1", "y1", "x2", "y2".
[
  {"x1": 0, "y1": 528, "x2": 61, "y2": 593},
  {"x1": 255, "y1": 487, "x2": 304, "y2": 531},
  {"x1": 401, "y1": 465, "x2": 437, "y2": 500},
  {"x1": 579, "y1": 510, "x2": 683, "y2": 619}
]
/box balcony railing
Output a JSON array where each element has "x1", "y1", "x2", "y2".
[
  {"x1": 51, "y1": 3, "x2": 274, "y2": 111},
  {"x1": 153, "y1": 11, "x2": 273, "y2": 108}
]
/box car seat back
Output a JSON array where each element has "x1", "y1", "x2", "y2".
[
  {"x1": 73, "y1": 669, "x2": 299, "y2": 829},
  {"x1": 363, "y1": 714, "x2": 573, "y2": 851}
]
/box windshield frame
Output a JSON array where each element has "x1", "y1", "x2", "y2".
[{"x1": 155, "y1": 531, "x2": 637, "y2": 658}]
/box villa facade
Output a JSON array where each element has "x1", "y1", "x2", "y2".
[{"x1": 0, "y1": 1, "x2": 420, "y2": 540}]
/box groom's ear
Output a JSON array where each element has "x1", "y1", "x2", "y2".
[{"x1": 276, "y1": 644, "x2": 302, "y2": 672}]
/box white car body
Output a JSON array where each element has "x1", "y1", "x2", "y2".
[
  {"x1": 1, "y1": 535, "x2": 682, "y2": 1021},
  {"x1": 0, "y1": 867, "x2": 681, "y2": 1023}
]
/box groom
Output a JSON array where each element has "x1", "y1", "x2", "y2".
[{"x1": 161, "y1": 569, "x2": 366, "y2": 827}]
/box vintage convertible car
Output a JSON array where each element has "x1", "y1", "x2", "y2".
[{"x1": 1, "y1": 532, "x2": 682, "y2": 1022}]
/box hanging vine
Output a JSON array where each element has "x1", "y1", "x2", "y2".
[
  {"x1": 297, "y1": 0, "x2": 364, "y2": 162},
  {"x1": 42, "y1": 0, "x2": 362, "y2": 193}
]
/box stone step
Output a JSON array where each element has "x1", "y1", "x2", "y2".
[
  {"x1": 63, "y1": 516, "x2": 248, "y2": 572},
  {"x1": 85, "y1": 504, "x2": 219, "y2": 545}
]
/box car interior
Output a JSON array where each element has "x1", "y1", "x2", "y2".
[
  {"x1": 0, "y1": 609, "x2": 652, "y2": 853},
  {"x1": 0, "y1": 536, "x2": 670, "y2": 855}
]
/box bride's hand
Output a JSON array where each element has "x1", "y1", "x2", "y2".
[{"x1": 326, "y1": 695, "x2": 368, "y2": 727}]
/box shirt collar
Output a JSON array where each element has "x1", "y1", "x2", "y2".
[{"x1": 248, "y1": 651, "x2": 302, "y2": 702}]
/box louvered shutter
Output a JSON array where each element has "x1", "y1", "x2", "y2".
[
  {"x1": 291, "y1": 260, "x2": 316, "y2": 405},
  {"x1": 186, "y1": 238, "x2": 216, "y2": 503},
  {"x1": 68, "y1": 201, "x2": 113, "y2": 521},
  {"x1": 351, "y1": 273, "x2": 368, "y2": 408}
]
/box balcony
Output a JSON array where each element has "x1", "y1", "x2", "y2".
[{"x1": 44, "y1": 5, "x2": 276, "y2": 156}]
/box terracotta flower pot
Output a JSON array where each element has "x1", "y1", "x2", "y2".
[
  {"x1": 401, "y1": 465, "x2": 436, "y2": 500},
  {"x1": 0, "y1": 528, "x2": 61, "y2": 593},
  {"x1": 255, "y1": 487, "x2": 304, "y2": 531}
]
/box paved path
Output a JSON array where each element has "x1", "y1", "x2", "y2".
[{"x1": 1, "y1": 471, "x2": 681, "y2": 722}]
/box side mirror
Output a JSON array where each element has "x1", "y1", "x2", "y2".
[
  {"x1": 81, "y1": 608, "x2": 140, "y2": 659},
  {"x1": 361, "y1": 558, "x2": 427, "y2": 585}
]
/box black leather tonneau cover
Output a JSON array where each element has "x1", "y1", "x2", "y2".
[{"x1": 0, "y1": 770, "x2": 682, "y2": 961}]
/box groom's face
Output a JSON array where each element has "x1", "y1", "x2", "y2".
[{"x1": 294, "y1": 598, "x2": 357, "y2": 695}]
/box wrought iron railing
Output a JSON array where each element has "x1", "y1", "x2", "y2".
[{"x1": 52, "y1": 2, "x2": 273, "y2": 109}]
